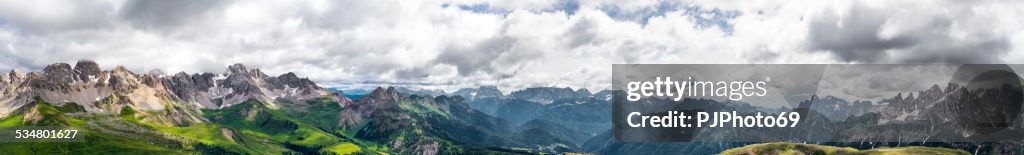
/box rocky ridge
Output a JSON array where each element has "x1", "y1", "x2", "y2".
[{"x1": 0, "y1": 60, "x2": 349, "y2": 118}]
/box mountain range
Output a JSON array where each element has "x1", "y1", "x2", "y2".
[
  {"x1": 0, "y1": 60, "x2": 1009, "y2": 154},
  {"x1": 0, "y1": 61, "x2": 614, "y2": 154}
]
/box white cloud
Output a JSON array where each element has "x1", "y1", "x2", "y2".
[{"x1": 0, "y1": 0, "x2": 1022, "y2": 93}]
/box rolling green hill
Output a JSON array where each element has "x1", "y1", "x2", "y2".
[
  {"x1": 0, "y1": 96, "x2": 382, "y2": 154},
  {"x1": 0, "y1": 90, "x2": 538, "y2": 155}
]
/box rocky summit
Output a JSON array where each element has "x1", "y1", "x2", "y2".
[{"x1": 0, "y1": 60, "x2": 348, "y2": 117}]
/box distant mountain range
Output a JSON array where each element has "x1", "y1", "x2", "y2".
[
  {"x1": 583, "y1": 83, "x2": 1024, "y2": 154},
  {"x1": 0, "y1": 60, "x2": 1008, "y2": 154},
  {"x1": 327, "y1": 88, "x2": 370, "y2": 100}
]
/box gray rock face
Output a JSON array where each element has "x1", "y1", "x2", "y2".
[
  {"x1": 191, "y1": 73, "x2": 216, "y2": 90},
  {"x1": 806, "y1": 95, "x2": 874, "y2": 121},
  {"x1": 163, "y1": 72, "x2": 201, "y2": 101},
  {"x1": 219, "y1": 65, "x2": 262, "y2": 99},
  {"x1": 73, "y1": 60, "x2": 101, "y2": 82},
  {"x1": 5, "y1": 70, "x2": 24, "y2": 84},
  {"x1": 274, "y1": 72, "x2": 319, "y2": 89},
  {"x1": 509, "y1": 87, "x2": 587, "y2": 104},
  {"x1": 30, "y1": 63, "x2": 75, "y2": 92},
  {"x1": 366, "y1": 87, "x2": 402, "y2": 103},
  {"x1": 226, "y1": 63, "x2": 249, "y2": 74},
  {"x1": 108, "y1": 66, "x2": 139, "y2": 94},
  {"x1": 0, "y1": 61, "x2": 348, "y2": 117},
  {"x1": 452, "y1": 86, "x2": 504, "y2": 100}
]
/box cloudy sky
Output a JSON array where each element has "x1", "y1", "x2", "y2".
[{"x1": 0, "y1": 0, "x2": 1022, "y2": 93}]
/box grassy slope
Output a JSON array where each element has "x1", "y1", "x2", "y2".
[
  {"x1": 0, "y1": 97, "x2": 376, "y2": 154},
  {"x1": 326, "y1": 142, "x2": 363, "y2": 154},
  {"x1": 202, "y1": 99, "x2": 338, "y2": 143},
  {"x1": 399, "y1": 99, "x2": 449, "y2": 117},
  {"x1": 284, "y1": 97, "x2": 344, "y2": 130},
  {"x1": 0, "y1": 96, "x2": 519, "y2": 154},
  {"x1": 0, "y1": 115, "x2": 23, "y2": 127},
  {"x1": 0, "y1": 98, "x2": 180, "y2": 154},
  {"x1": 199, "y1": 98, "x2": 379, "y2": 154},
  {"x1": 720, "y1": 142, "x2": 970, "y2": 155}
]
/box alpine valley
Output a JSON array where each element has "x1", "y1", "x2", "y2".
[
  {"x1": 0, "y1": 60, "x2": 612, "y2": 154},
  {"x1": 0, "y1": 60, "x2": 1006, "y2": 154}
]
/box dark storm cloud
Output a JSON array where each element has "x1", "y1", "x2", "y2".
[
  {"x1": 120, "y1": 0, "x2": 232, "y2": 29},
  {"x1": 816, "y1": 65, "x2": 958, "y2": 101},
  {"x1": 807, "y1": 5, "x2": 916, "y2": 62},
  {"x1": 806, "y1": 2, "x2": 1010, "y2": 64},
  {"x1": 0, "y1": 1, "x2": 114, "y2": 34},
  {"x1": 893, "y1": 37, "x2": 1008, "y2": 64}
]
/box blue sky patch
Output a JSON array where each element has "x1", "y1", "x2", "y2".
[{"x1": 599, "y1": 1, "x2": 739, "y2": 34}]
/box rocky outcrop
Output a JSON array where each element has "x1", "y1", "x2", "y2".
[
  {"x1": 451, "y1": 86, "x2": 504, "y2": 101},
  {"x1": 805, "y1": 95, "x2": 874, "y2": 121},
  {"x1": 0, "y1": 60, "x2": 348, "y2": 118},
  {"x1": 163, "y1": 72, "x2": 201, "y2": 101},
  {"x1": 509, "y1": 87, "x2": 588, "y2": 104},
  {"x1": 73, "y1": 60, "x2": 101, "y2": 82},
  {"x1": 108, "y1": 66, "x2": 140, "y2": 94},
  {"x1": 30, "y1": 63, "x2": 75, "y2": 92},
  {"x1": 366, "y1": 87, "x2": 402, "y2": 104},
  {"x1": 337, "y1": 86, "x2": 408, "y2": 133},
  {"x1": 219, "y1": 64, "x2": 263, "y2": 100}
]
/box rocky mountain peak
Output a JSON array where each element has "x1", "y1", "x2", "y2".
[
  {"x1": 42, "y1": 63, "x2": 74, "y2": 80},
  {"x1": 480, "y1": 86, "x2": 498, "y2": 89},
  {"x1": 576, "y1": 88, "x2": 592, "y2": 96},
  {"x1": 366, "y1": 86, "x2": 402, "y2": 103},
  {"x1": 73, "y1": 60, "x2": 101, "y2": 81},
  {"x1": 1, "y1": 60, "x2": 344, "y2": 119},
  {"x1": 8, "y1": 69, "x2": 22, "y2": 81},
  {"x1": 280, "y1": 72, "x2": 298, "y2": 79},
  {"x1": 108, "y1": 65, "x2": 141, "y2": 94},
  {"x1": 30, "y1": 63, "x2": 75, "y2": 91},
  {"x1": 140, "y1": 72, "x2": 163, "y2": 87},
  {"x1": 509, "y1": 87, "x2": 585, "y2": 104},
  {"x1": 891, "y1": 93, "x2": 903, "y2": 103},
  {"x1": 251, "y1": 68, "x2": 269, "y2": 78},
  {"x1": 803, "y1": 94, "x2": 875, "y2": 121},
  {"x1": 227, "y1": 63, "x2": 248, "y2": 74},
  {"x1": 43, "y1": 63, "x2": 73, "y2": 73},
  {"x1": 172, "y1": 72, "x2": 190, "y2": 78},
  {"x1": 452, "y1": 86, "x2": 504, "y2": 101},
  {"x1": 110, "y1": 65, "x2": 132, "y2": 74},
  {"x1": 276, "y1": 72, "x2": 318, "y2": 89},
  {"x1": 224, "y1": 63, "x2": 269, "y2": 79},
  {"x1": 928, "y1": 84, "x2": 942, "y2": 93}
]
